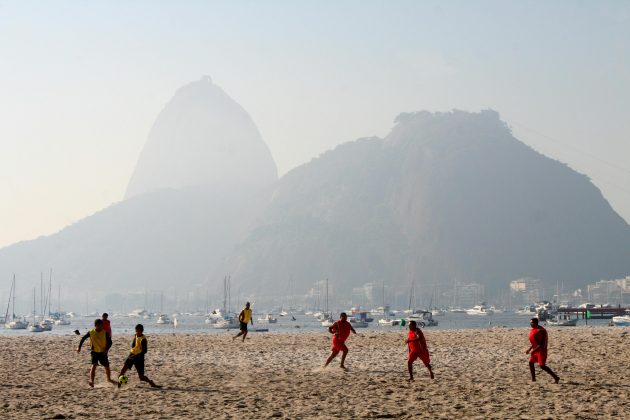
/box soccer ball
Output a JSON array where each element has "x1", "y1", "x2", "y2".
[{"x1": 118, "y1": 375, "x2": 128, "y2": 385}]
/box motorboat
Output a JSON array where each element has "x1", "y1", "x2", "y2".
[
  {"x1": 128, "y1": 309, "x2": 148, "y2": 318},
  {"x1": 378, "y1": 318, "x2": 400, "y2": 326},
  {"x1": 407, "y1": 310, "x2": 438, "y2": 327},
  {"x1": 54, "y1": 318, "x2": 71, "y2": 326},
  {"x1": 213, "y1": 317, "x2": 239, "y2": 329},
  {"x1": 431, "y1": 308, "x2": 446, "y2": 316},
  {"x1": 515, "y1": 305, "x2": 537, "y2": 316},
  {"x1": 612, "y1": 311, "x2": 630, "y2": 326},
  {"x1": 156, "y1": 314, "x2": 171, "y2": 324},
  {"x1": 349, "y1": 317, "x2": 369, "y2": 328},
  {"x1": 40, "y1": 319, "x2": 54, "y2": 331},
  {"x1": 257, "y1": 313, "x2": 278, "y2": 323},
  {"x1": 205, "y1": 309, "x2": 223, "y2": 324},
  {"x1": 466, "y1": 305, "x2": 494, "y2": 316},
  {"x1": 546, "y1": 317, "x2": 579, "y2": 327}
]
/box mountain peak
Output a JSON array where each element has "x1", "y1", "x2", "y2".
[{"x1": 124, "y1": 77, "x2": 277, "y2": 199}]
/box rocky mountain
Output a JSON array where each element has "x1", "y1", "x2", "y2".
[
  {"x1": 217, "y1": 110, "x2": 630, "y2": 296},
  {"x1": 125, "y1": 76, "x2": 277, "y2": 199},
  {"x1": 0, "y1": 77, "x2": 277, "y2": 296}
]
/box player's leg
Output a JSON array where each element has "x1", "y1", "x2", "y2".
[
  {"x1": 233, "y1": 331, "x2": 244, "y2": 340},
  {"x1": 339, "y1": 349, "x2": 349, "y2": 369},
  {"x1": 529, "y1": 361, "x2": 536, "y2": 382},
  {"x1": 242, "y1": 330, "x2": 248, "y2": 342},
  {"x1": 407, "y1": 360, "x2": 414, "y2": 381},
  {"x1": 89, "y1": 364, "x2": 97, "y2": 387},
  {"x1": 540, "y1": 365, "x2": 560, "y2": 383},
  {"x1": 324, "y1": 350, "x2": 339, "y2": 367},
  {"x1": 426, "y1": 363, "x2": 434, "y2": 379}
]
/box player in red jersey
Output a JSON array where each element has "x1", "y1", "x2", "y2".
[
  {"x1": 526, "y1": 318, "x2": 560, "y2": 383},
  {"x1": 406, "y1": 320, "x2": 434, "y2": 381},
  {"x1": 324, "y1": 312, "x2": 357, "y2": 370}
]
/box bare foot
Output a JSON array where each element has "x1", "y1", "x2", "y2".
[
  {"x1": 150, "y1": 383, "x2": 163, "y2": 388},
  {"x1": 430, "y1": 372, "x2": 435, "y2": 379},
  {"x1": 407, "y1": 377, "x2": 414, "y2": 382},
  {"x1": 554, "y1": 377, "x2": 560, "y2": 384},
  {"x1": 109, "y1": 379, "x2": 117, "y2": 386},
  {"x1": 339, "y1": 365, "x2": 348, "y2": 371},
  {"x1": 88, "y1": 382, "x2": 94, "y2": 388}
]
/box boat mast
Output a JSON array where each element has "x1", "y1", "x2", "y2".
[
  {"x1": 325, "y1": 278, "x2": 329, "y2": 315},
  {"x1": 4, "y1": 275, "x2": 14, "y2": 322}
]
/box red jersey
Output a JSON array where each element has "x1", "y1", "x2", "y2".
[
  {"x1": 528, "y1": 326, "x2": 548, "y2": 353},
  {"x1": 332, "y1": 319, "x2": 351, "y2": 342},
  {"x1": 103, "y1": 319, "x2": 111, "y2": 337},
  {"x1": 408, "y1": 328, "x2": 427, "y2": 353}
]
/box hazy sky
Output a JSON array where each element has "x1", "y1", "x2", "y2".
[{"x1": 1, "y1": 0, "x2": 629, "y2": 248}]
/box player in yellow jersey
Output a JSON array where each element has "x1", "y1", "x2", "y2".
[
  {"x1": 233, "y1": 302, "x2": 254, "y2": 342},
  {"x1": 117, "y1": 324, "x2": 162, "y2": 388},
  {"x1": 77, "y1": 319, "x2": 116, "y2": 387}
]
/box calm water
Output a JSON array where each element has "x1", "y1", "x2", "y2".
[{"x1": 0, "y1": 311, "x2": 615, "y2": 337}]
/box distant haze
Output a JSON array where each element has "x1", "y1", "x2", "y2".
[{"x1": 0, "y1": 1, "x2": 629, "y2": 249}]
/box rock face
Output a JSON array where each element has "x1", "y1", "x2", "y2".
[
  {"x1": 217, "y1": 110, "x2": 630, "y2": 296},
  {"x1": 0, "y1": 78, "x2": 277, "y2": 294},
  {"x1": 125, "y1": 76, "x2": 277, "y2": 199}
]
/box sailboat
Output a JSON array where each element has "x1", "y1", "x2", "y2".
[
  {"x1": 5, "y1": 275, "x2": 28, "y2": 329},
  {"x1": 28, "y1": 288, "x2": 44, "y2": 333},
  {"x1": 54, "y1": 283, "x2": 71, "y2": 325},
  {"x1": 214, "y1": 275, "x2": 239, "y2": 329},
  {"x1": 321, "y1": 279, "x2": 334, "y2": 327},
  {"x1": 156, "y1": 292, "x2": 171, "y2": 324},
  {"x1": 378, "y1": 282, "x2": 400, "y2": 326}
]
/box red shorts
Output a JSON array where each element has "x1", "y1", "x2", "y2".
[
  {"x1": 529, "y1": 351, "x2": 547, "y2": 366},
  {"x1": 331, "y1": 336, "x2": 348, "y2": 353},
  {"x1": 408, "y1": 350, "x2": 430, "y2": 366}
]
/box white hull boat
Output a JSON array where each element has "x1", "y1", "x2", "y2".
[{"x1": 612, "y1": 315, "x2": 630, "y2": 327}]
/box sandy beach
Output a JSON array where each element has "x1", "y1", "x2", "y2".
[{"x1": 0, "y1": 327, "x2": 628, "y2": 419}]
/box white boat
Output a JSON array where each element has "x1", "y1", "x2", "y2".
[
  {"x1": 378, "y1": 318, "x2": 400, "y2": 326},
  {"x1": 28, "y1": 288, "x2": 43, "y2": 333},
  {"x1": 213, "y1": 317, "x2": 239, "y2": 329},
  {"x1": 546, "y1": 317, "x2": 579, "y2": 327},
  {"x1": 321, "y1": 317, "x2": 334, "y2": 328},
  {"x1": 515, "y1": 305, "x2": 537, "y2": 315},
  {"x1": 431, "y1": 308, "x2": 446, "y2": 316},
  {"x1": 128, "y1": 309, "x2": 148, "y2": 318},
  {"x1": 407, "y1": 310, "x2": 438, "y2": 327},
  {"x1": 466, "y1": 305, "x2": 494, "y2": 316},
  {"x1": 4, "y1": 275, "x2": 28, "y2": 330},
  {"x1": 40, "y1": 319, "x2": 54, "y2": 331},
  {"x1": 205, "y1": 309, "x2": 223, "y2": 324},
  {"x1": 257, "y1": 313, "x2": 278, "y2": 323},
  {"x1": 54, "y1": 318, "x2": 71, "y2": 326},
  {"x1": 449, "y1": 308, "x2": 466, "y2": 314},
  {"x1": 156, "y1": 314, "x2": 171, "y2": 324},
  {"x1": 349, "y1": 317, "x2": 369, "y2": 328},
  {"x1": 612, "y1": 311, "x2": 630, "y2": 326},
  {"x1": 279, "y1": 311, "x2": 289, "y2": 317}
]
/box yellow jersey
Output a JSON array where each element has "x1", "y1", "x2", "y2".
[
  {"x1": 130, "y1": 335, "x2": 146, "y2": 355},
  {"x1": 89, "y1": 329, "x2": 107, "y2": 353},
  {"x1": 241, "y1": 308, "x2": 252, "y2": 323}
]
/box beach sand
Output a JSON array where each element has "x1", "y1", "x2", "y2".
[{"x1": 1, "y1": 327, "x2": 628, "y2": 419}]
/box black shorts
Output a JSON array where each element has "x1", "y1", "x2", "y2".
[
  {"x1": 240, "y1": 322, "x2": 248, "y2": 332},
  {"x1": 90, "y1": 351, "x2": 110, "y2": 367},
  {"x1": 124, "y1": 355, "x2": 145, "y2": 375}
]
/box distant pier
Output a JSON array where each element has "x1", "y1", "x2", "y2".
[{"x1": 556, "y1": 306, "x2": 628, "y2": 320}]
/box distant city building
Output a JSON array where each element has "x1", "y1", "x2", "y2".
[
  {"x1": 587, "y1": 276, "x2": 630, "y2": 305},
  {"x1": 509, "y1": 278, "x2": 543, "y2": 307}
]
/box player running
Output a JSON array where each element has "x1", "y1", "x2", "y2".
[
  {"x1": 233, "y1": 302, "x2": 254, "y2": 342},
  {"x1": 324, "y1": 312, "x2": 357, "y2": 370},
  {"x1": 526, "y1": 318, "x2": 560, "y2": 383},
  {"x1": 101, "y1": 312, "x2": 111, "y2": 338},
  {"x1": 117, "y1": 324, "x2": 162, "y2": 388},
  {"x1": 76, "y1": 319, "x2": 117, "y2": 387},
  {"x1": 406, "y1": 320, "x2": 434, "y2": 381}
]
